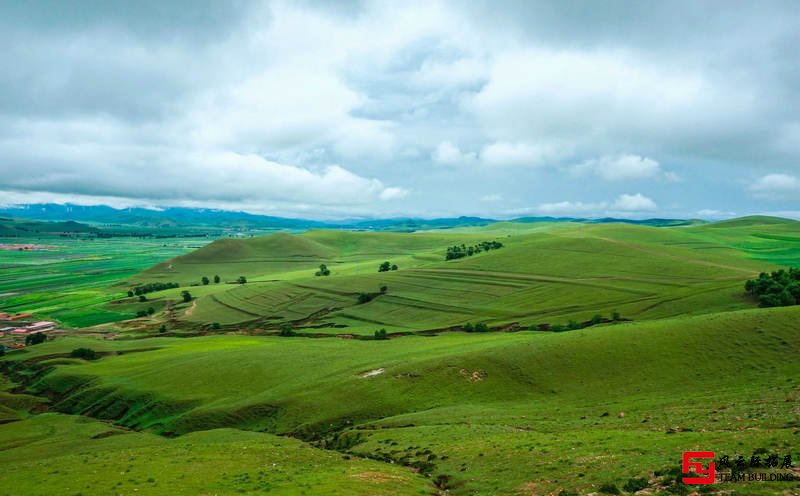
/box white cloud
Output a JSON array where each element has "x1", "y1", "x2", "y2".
[
  {"x1": 612, "y1": 193, "x2": 657, "y2": 211},
  {"x1": 749, "y1": 173, "x2": 800, "y2": 198},
  {"x1": 480, "y1": 194, "x2": 503, "y2": 203},
  {"x1": 570, "y1": 154, "x2": 674, "y2": 181},
  {"x1": 531, "y1": 193, "x2": 657, "y2": 217},
  {"x1": 432, "y1": 141, "x2": 477, "y2": 166},
  {"x1": 480, "y1": 141, "x2": 565, "y2": 167}
]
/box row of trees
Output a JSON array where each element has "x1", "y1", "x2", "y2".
[
  {"x1": 200, "y1": 275, "x2": 221, "y2": 285},
  {"x1": 445, "y1": 240, "x2": 504, "y2": 260},
  {"x1": 378, "y1": 261, "x2": 398, "y2": 272},
  {"x1": 128, "y1": 281, "x2": 179, "y2": 297},
  {"x1": 745, "y1": 268, "x2": 800, "y2": 307}
]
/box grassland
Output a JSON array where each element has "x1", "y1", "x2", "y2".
[{"x1": 1, "y1": 216, "x2": 799, "y2": 495}]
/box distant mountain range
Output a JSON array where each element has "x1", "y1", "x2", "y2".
[{"x1": 0, "y1": 203, "x2": 703, "y2": 233}]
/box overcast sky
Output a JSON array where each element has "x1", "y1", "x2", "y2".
[{"x1": 1, "y1": 0, "x2": 799, "y2": 219}]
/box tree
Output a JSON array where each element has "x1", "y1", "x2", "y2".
[
  {"x1": 181, "y1": 290, "x2": 192, "y2": 303},
  {"x1": 358, "y1": 292, "x2": 372, "y2": 304},
  {"x1": 391, "y1": 264, "x2": 398, "y2": 271},
  {"x1": 211, "y1": 322, "x2": 221, "y2": 330},
  {"x1": 138, "y1": 295, "x2": 147, "y2": 302},
  {"x1": 159, "y1": 325, "x2": 167, "y2": 333},
  {"x1": 567, "y1": 320, "x2": 581, "y2": 330},
  {"x1": 379, "y1": 285, "x2": 388, "y2": 293},
  {"x1": 127, "y1": 290, "x2": 134, "y2": 298},
  {"x1": 25, "y1": 333, "x2": 47, "y2": 345},
  {"x1": 279, "y1": 323, "x2": 295, "y2": 336},
  {"x1": 213, "y1": 275, "x2": 221, "y2": 284},
  {"x1": 202, "y1": 276, "x2": 210, "y2": 285},
  {"x1": 378, "y1": 261, "x2": 391, "y2": 272},
  {"x1": 147, "y1": 307, "x2": 155, "y2": 315},
  {"x1": 612, "y1": 311, "x2": 621, "y2": 322},
  {"x1": 374, "y1": 328, "x2": 388, "y2": 340},
  {"x1": 315, "y1": 264, "x2": 330, "y2": 276},
  {"x1": 474, "y1": 322, "x2": 489, "y2": 332},
  {"x1": 136, "y1": 310, "x2": 148, "y2": 317},
  {"x1": 590, "y1": 314, "x2": 604, "y2": 325},
  {"x1": 463, "y1": 322, "x2": 474, "y2": 332},
  {"x1": 550, "y1": 323, "x2": 565, "y2": 332},
  {"x1": 70, "y1": 348, "x2": 99, "y2": 360},
  {"x1": 237, "y1": 276, "x2": 247, "y2": 284}
]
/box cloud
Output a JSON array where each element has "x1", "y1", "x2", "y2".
[
  {"x1": 532, "y1": 193, "x2": 657, "y2": 217},
  {"x1": 432, "y1": 141, "x2": 477, "y2": 166},
  {"x1": 570, "y1": 154, "x2": 677, "y2": 181},
  {"x1": 749, "y1": 173, "x2": 800, "y2": 198},
  {"x1": 480, "y1": 141, "x2": 565, "y2": 167},
  {"x1": 480, "y1": 193, "x2": 503, "y2": 203}
]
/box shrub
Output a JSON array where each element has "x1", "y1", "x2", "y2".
[
  {"x1": 201, "y1": 276, "x2": 209, "y2": 285},
  {"x1": 463, "y1": 322, "x2": 474, "y2": 332},
  {"x1": 374, "y1": 328, "x2": 388, "y2": 340},
  {"x1": 590, "y1": 314, "x2": 604, "y2": 325},
  {"x1": 211, "y1": 322, "x2": 221, "y2": 330},
  {"x1": 147, "y1": 307, "x2": 155, "y2": 315},
  {"x1": 612, "y1": 311, "x2": 621, "y2": 321},
  {"x1": 158, "y1": 325, "x2": 166, "y2": 333},
  {"x1": 315, "y1": 264, "x2": 331, "y2": 276},
  {"x1": 551, "y1": 323, "x2": 565, "y2": 332},
  {"x1": 127, "y1": 290, "x2": 134, "y2": 297},
  {"x1": 237, "y1": 276, "x2": 247, "y2": 284},
  {"x1": 357, "y1": 293, "x2": 373, "y2": 304},
  {"x1": 567, "y1": 320, "x2": 581, "y2": 330},
  {"x1": 25, "y1": 333, "x2": 47, "y2": 345},
  {"x1": 181, "y1": 290, "x2": 192, "y2": 302},
  {"x1": 279, "y1": 323, "x2": 295, "y2": 337},
  {"x1": 623, "y1": 477, "x2": 648, "y2": 493},
  {"x1": 598, "y1": 483, "x2": 620, "y2": 495},
  {"x1": 474, "y1": 322, "x2": 489, "y2": 332},
  {"x1": 213, "y1": 275, "x2": 220, "y2": 283},
  {"x1": 391, "y1": 264, "x2": 398, "y2": 271},
  {"x1": 70, "y1": 348, "x2": 99, "y2": 360},
  {"x1": 136, "y1": 310, "x2": 148, "y2": 318},
  {"x1": 378, "y1": 261, "x2": 391, "y2": 272},
  {"x1": 379, "y1": 285, "x2": 388, "y2": 293},
  {"x1": 138, "y1": 295, "x2": 147, "y2": 302}
]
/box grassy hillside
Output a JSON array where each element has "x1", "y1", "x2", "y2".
[
  {"x1": 3, "y1": 305, "x2": 799, "y2": 494},
  {"x1": 118, "y1": 219, "x2": 800, "y2": 334}
]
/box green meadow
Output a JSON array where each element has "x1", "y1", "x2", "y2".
[{"x1": 1, "y1": 216, "x2": 799, "y2": 495}]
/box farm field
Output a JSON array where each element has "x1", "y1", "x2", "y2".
[
  {"x1": 1, "y1": 216, "x2": 799, "y2": 495},
  {"x1": 0, "y1": 237, "x2": 209, "y2": 327}
]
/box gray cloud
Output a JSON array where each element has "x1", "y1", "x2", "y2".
[{"x1": 1, "y1": 0, "x2": 799, "y2": 218}]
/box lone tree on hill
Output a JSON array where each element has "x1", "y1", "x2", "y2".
[
  {"x1": 202, "y1": 276, "x2": 210, "y2": 285},
  {"x1": 315, "y1": 264, "x2": 331, "y2": 276},
  {"x1": 237, "y1": 276, "x2": 247, "y2": 284},
  {"x1": 181, "y1": 290, "x2": 192, "y2": 303},
  {"x1": 213, "y1": 275, "x2": 220, "y2": 283}
]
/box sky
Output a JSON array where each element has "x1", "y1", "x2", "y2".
[{"x1": 1, "y1": 0, "x2": 799, "y2": 220}]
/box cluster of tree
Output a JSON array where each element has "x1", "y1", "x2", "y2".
[
  {"x1": 25, "y1": 333, "x2": 47, "y2": 345},
  {"x1": 745, "y1": 268, "x2": 800, "y2": 307},
  {"x1": 463, "y1": 322, "x2": 489, "y2": 332},
  {"x1": 532, "y1": 312, "x2": 622, "y2": 332},
  {"x1": 445, "y1": 240, "x2": 504, "y2": 260},
  {"x1": 315, "y1": 264, "x2": 331, "y2": 276},
  {"x1": 378, "y1": 261, "x2": 398, "y2": 272},
  {"x1": 70, "y1": 348, "x2": 99, "y2": 360},
  {"x1": 136, "y1": 307, "x2": 156, "y2": 318},
  {"x1": 128, "y1": 282, "x2": 180, "y2": 297},
  {"x1": 200, "y1": 275, "x2": 222, "y2": 285},
  {"x1": 374, "y1": 328, "x2": 388, "y2": 340}
]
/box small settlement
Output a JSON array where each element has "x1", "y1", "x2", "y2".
[{"x1": 0, "y1": 312, "x2": 58, "y2": 350}]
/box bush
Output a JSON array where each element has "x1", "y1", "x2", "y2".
[
  {"x1": 279, "y1": 323, "x2": 295, "y2": 337},
  {"x1": 211, "y1": 322, "x2": 221, "y2": 330},
  {"x1": 391, "y1": 264, "x2": 398, "y2": 271},
  {"x1": 237, "y1": 276, "x2": 247, "y2": 284},
  {"x1": 463, "y1": 322, "x2": 474, "y2": 332},
  {"x1": 623, "y1": 477, "x2": 648, "y2": 493},
  {"x1": 158, "y1": 325, "x2": 166, "y2": 333},
  {"x1": 474, "y1": 322, "x2": 489, "y2": 332},
  {"x1": 378, "y1": 261, "x2": 391, "y2": 272},
  {"x1": 138, "y1": 295, "x2": 147, "y2": 302},
  {"x1": 550, "y1": 323, "x2": 565, "y2": 332},
  {"x1": 201, "y1": 276, "x2": 209, "y2": 285},
  {"x1": 147, "y1": 307, "x2": 155, "y2": 315},
  {"x1": 598, "y1": 483, "x2": 620, "y2": 495},
  {"x1": 568, "y1": 320, "x2": 581, "y2": 330},
  {"x1": 357, "y1": 293, "x2": 373, "y2": 304},
  {"x1": 612, "y1": 311, "x2": 621, "y2": 321},
  {"x1": 374, "y1": 328, "x2": 388, "y2": 340},
  {"x1": 379, "y1": 285, "x2": 388, "y2": 293},
  {"x1": 25, "y1": 333, "x2": 47, "y2": 345},
  {"x1": 136, "y1": 310, "x2": 148, "y2": 318},
  {"x1": 590, "y1": 314, "x2": 604, "y2": 325},
  {"x1": 70, "y1": 348, "x2": 99, "y2": 360}
]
